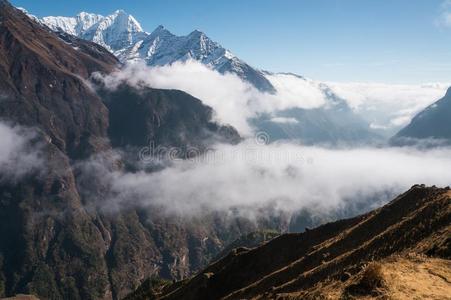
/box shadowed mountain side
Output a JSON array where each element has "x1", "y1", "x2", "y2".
[
  {"x1": 100, "y1": 84, "x2": 241, "y2": 151},
  {"x1": 0, "y1": 2, "x2": 253, "y2": 299},
  {"x1": 392, "y1": 87, "x2": 451, "y2": 146},
  {"x1": 0, "y1": 0, "x2": 118, "y2": 159}
]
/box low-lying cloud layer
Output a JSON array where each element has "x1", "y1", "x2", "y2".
[
  {"x1": 85, "y1": 140, "x2": 451, "y2": 219},
  {"x1": 326, "y1": 82, "x2": 449, "y2": 133},
  {"x1": 88, "y1": 61, "x2": 451, "y2": 221}
]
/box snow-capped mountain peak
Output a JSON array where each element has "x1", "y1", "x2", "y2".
[
  {"x1": 41, "y1": 12, "x2": 103, "y2": 36},
  {"x1": 81, "y1": 10, "x2": 145, "y2": 52},
  {"x1": 38, "y1": 9, "x2": 275, "y2": 92},
  {"x1": 148, "y1": 25, "x2": 175, "y2": 39},
  {"x1": 40, "y1": 9, "x2": 145, "y2": 54}
]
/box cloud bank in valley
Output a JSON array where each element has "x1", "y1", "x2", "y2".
[
  {"x1": 89, "y1": 60, "x2": 451, "y2": 221},
  {"x1": 84, "y1": 140, "x2": 451, "y2": 218},
  {"x1": 326, "y1": 82, "x2": 449, "y2": 132}
]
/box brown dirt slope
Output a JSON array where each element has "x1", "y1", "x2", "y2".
[{"x1": 126, "y1": 185, "x2": 451, "y2": 300}]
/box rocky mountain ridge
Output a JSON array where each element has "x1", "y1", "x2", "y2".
[
  {"x1": 37, "y1": 11, "x2": 275, "y2": 93},
  {"x1": 126, "y1": 185, "x2": 451, "y2": 300}
]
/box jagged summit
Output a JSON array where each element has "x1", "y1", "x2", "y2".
[
  {"x1": 189, "y1": 29, "x2": 204, "y2": 35},
  {"x1": 82, "y1": 9, "x2": 145, "y2": 52},
  {"x1": 33, "y1": 7, "x2": 383, "y2": 144},
  {"x1": 39, "y1": 9, "x2": 145, "y2": 52},
  {"x1": 37, "y1": 9, "x2": 276, "y2": 92},
  {"x1": 148, "y1": 24, "x2": 174, "y2": 38},
  {"x1": 153, "y1": 24, "x2": 166, "y2": 31}
]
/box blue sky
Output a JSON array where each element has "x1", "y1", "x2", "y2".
[{"x1": 10, "y1": 0, "x2": 451, "y2": 84}]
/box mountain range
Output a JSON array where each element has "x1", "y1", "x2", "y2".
[
  {"x1": 37, "y1": 10, "x2": 276, "y2": 93},
  {"x1": 33, "y1": 9, "x2": 386, "y2": 145},
  {"x1": 28, "y1": 8, "x2": 451, "y2": 146}
]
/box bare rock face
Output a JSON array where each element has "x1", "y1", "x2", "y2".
[{"x1": 0, "y1": 1, "x2": 248, "y2": 299}]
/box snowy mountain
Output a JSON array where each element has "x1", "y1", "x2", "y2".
[
  {"x1": 122, "y1": 25, "x2": 275, "y2": 92},
  {"x1": 38, "y1": 11, "x2": 275, "y2": 92},
  {"x1": 83, "y1": 10, "x2": 147, "y2": 53},
  {"x1": 40, "y1": 10, "x2": 147, "y2": 53},
  {"x1": 37, "y1": 9, "x2": 380, "y2": 143},
  {"x1": 42, "y1": 12, "x2": 104, "y2": 36}
]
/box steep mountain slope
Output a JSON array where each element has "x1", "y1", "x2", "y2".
[
  {"x1": 0, "y1": 2, "x2": 253, "y2": 299},
  {"x1": 0, "y1": 0, "x2": 117, "y2": 159},
  {"x1": 100, "y1": 84, "x2": 240, "y2": 151},
  {"x1": 38, "y1": 13, "x2": 275, "y2": 92},
  {"x1": 392, "y1": 87, "x2": 451, "y2": 145},
  {"x1": 126, "y1": 185, "x2": 451, "y2": 299}
]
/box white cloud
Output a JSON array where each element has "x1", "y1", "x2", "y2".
[
  {"x1": 0, "y1": 121, "x2": 42, "y2": 181},
  {"x1": 326, "y1": 82, "x2": 449, "y2": 132},
  {"x1": 84, "y1": 140, "x2": 451, "y2": 219},
  {"x1": 270, "y1": 117, "x2": 299, "y2": 124},
  {"x1": 263, "y1": 73, "x2": 326, "y2": 109},
  {"x1": 95, "y1": 61, "x2": 327, "y2": 135},
  {"x1": 436, "y1": 0, "x2": 451, "y2": 27},
  {"x1": 87, "y1": 61, "x2": 451, "y2": 221}
]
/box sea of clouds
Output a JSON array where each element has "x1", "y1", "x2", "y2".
[
  {"x1": 86, "y1": 62, "x2": 451, "y2": 221},
  {"x1": 77, "y1": 140, "x2": 451, "y2": 221}
]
